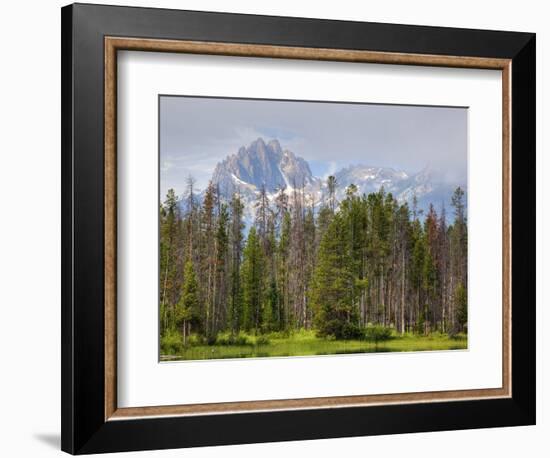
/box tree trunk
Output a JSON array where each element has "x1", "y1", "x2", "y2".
[{"x1": 401, "y1": 249, "x2": 405, "y2": 334}]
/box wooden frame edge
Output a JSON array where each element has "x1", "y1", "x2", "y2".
[
  {"x1": 105, "y1": 38, "x2": 117, "y2": 420},
  {"x1": 104, "y1": 36, "x2": 512, "y2": 421},
  {"x1": 502, "y1": 61, "x2": 512, "y2": 401},
  {"x1": 109, "y1": 388, "x2": 510, "y2": 420},
  {"x1": 105, "y1": 37, "x2": 510, "y2": 69}
]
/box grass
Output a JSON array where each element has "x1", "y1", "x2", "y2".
[{"x1": 161, "y1": 329, "x2": 467, "y2": 361}]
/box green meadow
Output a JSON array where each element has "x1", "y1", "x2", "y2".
[{"x1": 161, "y1": 329, "x2": 467, "y2": 361}]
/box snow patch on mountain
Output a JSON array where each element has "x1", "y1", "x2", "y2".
[{"x1": 186, "y1": 138, "x2": 465, "y2": 224}]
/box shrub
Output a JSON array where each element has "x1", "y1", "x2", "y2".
[
  {"x1": 160, "y1": 328, "x2": 183, "y2": 355},
  {"x1": 187, "y1": 333, "x2": 206, "y2": 346},
  {"x1": 215, "y1": 332, "x2": 253, "y2": 346},
  {"x1": 213, "y1": 332, "x2": 233, "y2": 346},
  {"x1": 266, "y1": 329, "x2": 292, "y2": 340},
  {"x1": 206, "y1": 334, "x2": 217, "y2": 346},
  {"x1": 318, "y1": 320, "x2": 364, "y2": 340},
  {"x1": 364, "y1": 325, "x2": 393, "y2": 343},
  {"x1": 449, "y1": 331, "x2": 467, "y2": 340},
  {"x1": 233, "y1": 334, "x2": 251, "y2": 346},
  {"x1": 255, "y1": 335, "x2": 270, "y2": 346}
]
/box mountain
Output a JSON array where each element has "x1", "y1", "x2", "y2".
[
  {"x1": 212, "y1": 138, "x2": 316, "y2": 194},
  {"x1": 332, "y1": 165, "x2": 410, "y2": 199},
  {"x1": 193, "y1": 138, "x2": 465, "y2": 224},
  {"x1": 207, "y1": 138, "x2": 320, "y2": 222}
]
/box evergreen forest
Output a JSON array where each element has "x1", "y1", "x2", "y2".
[{"x1": 160, "y1": 177, "x2": 468, "y2": 360}]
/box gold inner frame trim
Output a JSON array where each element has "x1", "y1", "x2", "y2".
[{"x1": 104, "y1": 36, "x2": 512, "y2": 421}]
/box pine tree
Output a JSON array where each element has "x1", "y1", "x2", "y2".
[
  {"x1": 241, "y1": 227, "x2": 265, "y2": 332},
  {"x1": 311, "y1": 213, "x2": 359, "y2": 339},
  {"x1": 176, "y1": 260, "x2": 200, "y2": 345},
  {"x1": 424, "y1": 204, "x2": 439, "y2": 331},
  {"x1": 438, "y1": 205, "x2": 449, "y2": 332},
  {"x1": 289, "y1": 183, "x2": 307, "y2": 327},
  {"x1": 228, "y1": 193, "x2": 244, "y2": 333},
  {"x1": 455, "y1": 283, "x2": 468, "y2": 333},
  {"x1": 160, "y1": 189, "x2": 180, "y2": 333},
  {"x1": 200, "y1": 181, "x2": 217, "y2": 338},
  {"x1": 327, "y1": 175, "x2": 337, "y2": 213},
  {"x1": 263, "y1": 279, "x2": 279, "y2": 332},
  {"x1": 410, "y1": 221, "x2": 425, "y2": 333},
  {"x1": 422, "y1": 249, "x2": 437, "y2": 334},
  {"x1": 396, "y1": 203, "x2": 411, "y2": 333},
  {"x1": 277, "y1": 211, "x2": 291, "y2": 330},
  {"x1": 255, "y1": 184, "x2": 271, "y2": 252},
  {"x1": 213, "y1": 203, "x2": 229, "y2": 334},
  {"x1": 184, "y1": 176, "x2": 198, "y2": 260},
  {"x1": 303, "y1": 205, "x2": 316, "y2": 328},
  {"x1": 450, "y1": 186, "x2": 467, "y2": 331}
]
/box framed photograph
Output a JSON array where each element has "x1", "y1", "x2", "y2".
[{"x1": 61, "y1": 3, "x2": 536, "y2": 454}]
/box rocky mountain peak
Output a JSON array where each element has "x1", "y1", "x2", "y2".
[
  {"x1": 201, "y1": 139, "x2": 464, "y2": 226},
  {"x1": 267, "y1": 138, "x2": 282, "y2": 154},
  {"x1": 212, "y1": 138, "x2": 314, "y2": 195}
]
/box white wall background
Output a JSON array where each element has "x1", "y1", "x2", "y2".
[{"x1": 0, "y1": 1, "x2": 544, "y2": 456}]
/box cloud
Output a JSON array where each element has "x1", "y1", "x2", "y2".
[{"x1": 160, "y1": 96, "x2": 467, "y2": 196}]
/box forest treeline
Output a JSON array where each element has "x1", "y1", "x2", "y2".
[{"x1": 160, "y1": 177, "x2": 467, "y2": 346}]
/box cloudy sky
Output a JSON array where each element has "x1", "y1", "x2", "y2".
[{"x1": 160, "y1": 95, "x2": 467, "y2": 197}]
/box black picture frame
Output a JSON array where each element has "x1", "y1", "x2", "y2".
[{"x1": 61, "y1": 3, "x2": 535, "y2": 454}]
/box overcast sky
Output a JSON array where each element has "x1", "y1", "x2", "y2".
[{"x1": 160, "y1": 95, "x2": 467, "y2": 197}]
